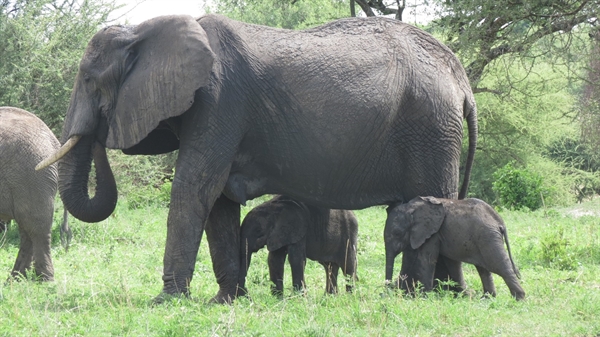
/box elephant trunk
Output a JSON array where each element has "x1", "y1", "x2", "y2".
[
  {"x1": 385, "y1": 248, "x2": 397, "y2": 284},
  {"x1": 58, "y1": 136, "x2": 117, "y2": 223},
  {"x1": 237, "y1": 236, "x2": 251, "y2": 294}
]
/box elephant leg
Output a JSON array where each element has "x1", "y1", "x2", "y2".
[
  {"x1": 268, "y1": 248, "x2": 287, "y2": 297},
  {"x1": 30, "y1": 228, "x2": 54, "y2": 281},
  {"x1": 475, "y1": 265, "x2": 496, "y2": 298},
  {"x1": 485, "y1": 259, "x2": 525, "y2": 300},
  {"x1": 399, "y1": 246, "x2": 438, "y2": 295},
  {"x1": 13, "y1": 213, "x2": 54, "y2": 281},
  {"x1": 480, "y1": 246, "x2": 526, "y2": 300},
  {"x1": 342, "y1": 243, "x2": 357, "y2": 293},
  {"x1": 287, "y1": 242, "x2": 307, "y2": 293},
  {"x1": 205, "y1": 195, "x2": 241, "y2": 303},
  {"x1": 500, "y1": 273, "x2": 526, "y2": 301},
  {"x1": 11, "y1": 225, "x2": 34, "y2": 280},
  {"x1": 416, "y1": 250, "x2": 438, "y2": 293},
  {"x1": 341, "y1": 257, "x2": 357, "y2": 293},
  {"x1": 160, "y1": 118, "x2": 242, "y2": 303},
  {"x1": 399, "y1": 250, "x2": 420, "y2": 294},
  {"x1": 437, "y1": 256, "x2": 466, "y2": 293},
  {"x1": 323, "y1": 262, "x2": 339, "y2": 294}
]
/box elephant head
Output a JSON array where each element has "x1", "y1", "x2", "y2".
[
  {"x1": 384, "y1": 196, "x2": 445, "y2": 282},
  {"x1": 241, "y1": 198, "x2": 309, "y2": 254},
  {"x1": 37, "y1": 15, "x2": 215, "y2": 222}
]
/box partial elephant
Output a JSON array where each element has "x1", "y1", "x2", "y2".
[
  {"x1": 0, "y1": 107, "x2": 71, "y2": 281},
  {"x1": 385, "y1": 196, "x2": 525, "y2": 300},
  {"x1": 238, "y1": 195, "x2": 358, "y2": 296},
  {"x1": 38, "y1": 14, "x2": 477, "y2": 302}
]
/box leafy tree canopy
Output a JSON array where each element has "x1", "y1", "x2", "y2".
[
  {"x1": 203, "y1": 0, "x2": 350, "y2": 29},
  {"x1": 0, "y1": 0, "x2": 118, "y2": 134}
]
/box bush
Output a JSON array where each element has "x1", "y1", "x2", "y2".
[
  {"x1": 107, "y1": 151, "x2": 176, "y2": 209},
  {"x1": 540, "y1": 228, "x2": 578, "y2": 270},
  {"x1": 492, "y1": 162, "x2": 547, "y2": 210}
]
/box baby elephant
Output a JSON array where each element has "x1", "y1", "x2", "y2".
[
  {"x1": 385, "y1": 196, "x2": 525, "y2": 300},
  {"x1": 238, "y1": 195, "x2": 358, "y2": 296}
]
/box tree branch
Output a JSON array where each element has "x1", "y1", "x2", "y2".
[{"x1": 354, "y1": 0, "x2": 376, "y2": 16}]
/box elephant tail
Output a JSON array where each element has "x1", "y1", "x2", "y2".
[
  {"x1": 502, "y1": 226, "x2": 521, "y2": 279},
  {"x1": 458, "y1": 97, "x2": 478, "y2": 200}
]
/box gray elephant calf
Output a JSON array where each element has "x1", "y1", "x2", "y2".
[
  {"x1": 385, "y1": 196, "x2": 525, "y2": 300},
  {"x1": 0, "y1": 107, "x2": 71, "y2": 281},
  {"x1": 238, "y1": 195, "x2": 358, "y2": 296}
]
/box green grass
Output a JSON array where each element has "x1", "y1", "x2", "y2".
[{"x1": 0, "y1": 196, "x2": 599, "y2": 336}]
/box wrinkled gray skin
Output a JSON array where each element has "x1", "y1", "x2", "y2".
[
  {"x1": 52, "y1": 14, "x2": 477, "y2": 303},
  {"x1": 385, "y1": 196, "x2": 525, "y2": 300},
  {"x1": 0, "y1": 107, "x2": 71, "y2": 281},
  {"x1": 238, "y1": 195, "x2": 358, "y2": 296}
]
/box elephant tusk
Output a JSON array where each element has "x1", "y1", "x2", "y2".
[{"x1": 35, "y1": 135, "x2": 82, "y2": 171}]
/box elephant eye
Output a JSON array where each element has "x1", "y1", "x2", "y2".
[{"x1": 83, "y1": 73, "x2": 91, "y2": 82}]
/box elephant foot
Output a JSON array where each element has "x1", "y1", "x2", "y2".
[
  {"x1": 512, "y1": 289, "x2": 526, "y2": 301},
  {"x1": 10, "y1": 270, "x2": 53, "y2": 282},
  {"x1": 237, "y1": 285, "x2": 250, "y2": 298},
  {"x1": 151, "y1": 292, "x2": 189, "y2": 305},
  {"x1": 209, "y1": 289, "x2": 239, "y2": 304},
  {"x1": 270, "y1": 286, "x2": 284, "y2": 299}
]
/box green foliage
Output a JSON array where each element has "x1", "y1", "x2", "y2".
[
  {"x1": 204, "y1": 0, "x2": 350, "y2": 29},
  {"x1": 106, "y1": 150, "x2": 176, "y2": 210},
  {"x1": 0, "y1": 0, "x2": 117, "y2": 134},
  {"x1": 540, "y1": 228, "x2": 578, "y2": 270},
  {"x1": 547, "y1": 137, "x2": 600, "y2": 173},
  {"x1": 492, "y1": 162, "x2": 547, "y2": 210},
  {"x1": 545, "y1": 137, "x2": 600, "y2": 202},
  {"x1": 430, "y1": 0, "x2": 598, "y2": 87},
  {"x1": 463, "y1": 53, "x2": 582, "y2": 204}
]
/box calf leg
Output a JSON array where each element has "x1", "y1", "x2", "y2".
[
  {"x1": 481, "y1": 246, "x2": 526, "y2": 300},
  {"x1": 287, "y1": 242, "x2": 307, "y2": 293},
  {"x1": 268, "y1": 248, "x2": 287, "y2": 297},
  {"x1": 323, "y1": 262, "x2": 339, "y2": 294},
  {"x1": 440, "y1": 257, "x2": 467, "y2": 293},
  {"x1": 475, "y1": 265, "x2": 496, "y2": 297}
]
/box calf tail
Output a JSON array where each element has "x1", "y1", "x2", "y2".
[{"x1": 502, "y1": 227, "x2": 521, "y2": 279}]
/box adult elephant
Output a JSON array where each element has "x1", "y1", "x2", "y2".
[{"x1": 38, "y1": 14, "x2": 477, "y2": 303}]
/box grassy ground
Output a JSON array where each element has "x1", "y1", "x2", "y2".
[{"x1": 0, "y1": 196, "x2": 599, "y2": 336}]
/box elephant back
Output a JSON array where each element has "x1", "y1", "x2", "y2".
[{"x1": 0, "y1": 107, "x2": 60, "y2": 218}]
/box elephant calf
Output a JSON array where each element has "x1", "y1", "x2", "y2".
[
  {"x1": 0, "y1": 107, "x2": 71, "y2": 281},
  {"x1": 238, "y1": 195, "x2": 358, "y2": 296},
  {"x1": 385, "y1": 196, "x2": 525, "y2": 300}
]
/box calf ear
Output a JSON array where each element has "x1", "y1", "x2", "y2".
[
  {"x1": 409, "y1": 199, "x2": 445, "y2": 249},
  {"x1": 267, "y1": 205, "x2": 308, "y2": 252}
]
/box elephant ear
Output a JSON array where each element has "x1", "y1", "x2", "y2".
[
  {"x1": 409, "y1": 197, "x2": 445, "y2": 249},
  {"x1": 106, "y1": 15, "x2": 215, "y2": 149},
  {"x1": 267, "y1": 202, "x2": 309, "y2": 252}
]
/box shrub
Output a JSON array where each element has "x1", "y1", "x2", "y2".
[
  {"x1": 107, "y1": 151, "x2": 176, "y2": 209},
  {"x1": 492, "y1": 162, "x2": 546, "y2": 210},
  {"x1": 540, "y1": 228, "x2": 577, "y2": 270}
]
